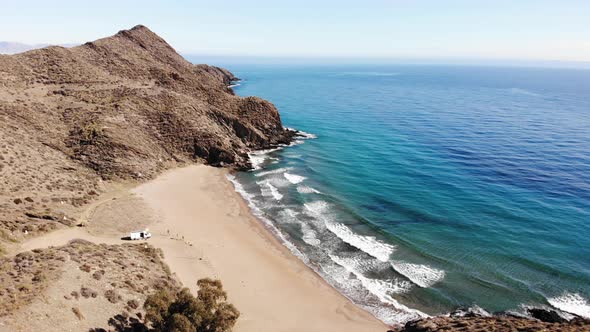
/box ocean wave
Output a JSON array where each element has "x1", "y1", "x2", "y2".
[
  {"x1": 257, "y1": 180, "x2": 283, "y2": 201},
  {"x1": 329, "y1": 254, "x2": 426, "y2": 320},
  {"x1": 247, "y1": 147, "x2": 284, "y2": 170},
  {"x1": 284, "y1": 172, "x2": 306, "y2": 184},
  {"x1": 303, "y1": 200, "x2": 396, "y2": 262},
  {"x1": 278, "y1": 208, "x2": 299, "y2": 223},
  {"x1": 390, "y1": 261, "x2": 445, "y2": 288},
  {"x1": 277, "y1": 208, "x2": 320, "y2": 246},
  {"x1": 226, "y1": 174, "x2": 308, "y2": 262},
  {"x1": 330, "y1": 254, "x2": 412, "y2": 294},
  {"x1": 326, "y1": 222, "x2": 396, "y2": 262},
  {"x1": 304, "y1": 200, "x2": 331, "y2": 214},
  {"x1": 255, "y1": 167, "x2": 291, "y2": 177},
  {"x1": 548, "y1": 292, "x2": 590, "y2": 318},
  {"x1": 297, "y1": 131, "x2": 318, "y2": 139},
  {"x1": 297, "y1": 185, "x2": 321, "y2": 194}
]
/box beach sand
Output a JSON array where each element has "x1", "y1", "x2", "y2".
[
  {"x1": 134, "y1": 165, "x2": 388, "y2": 332},
  {"x1": 10, "y1": 164, "x2": 387, "y2": 331}
]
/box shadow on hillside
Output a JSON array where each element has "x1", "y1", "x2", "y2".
[{"x1": 89, "y1": 314, "x2": 148, "y2": 332}]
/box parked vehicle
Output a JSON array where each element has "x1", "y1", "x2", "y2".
[{"x1": 129, "y1": 229, "x2": 151, "y2": 240}]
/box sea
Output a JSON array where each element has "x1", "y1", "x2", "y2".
[{"x1": 209, "y1": 63, "x2": 590, "y2": 324}]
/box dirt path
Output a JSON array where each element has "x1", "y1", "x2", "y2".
[
  {"x1": 15, "y1": 227, "x2": 124, "y2": 254},
  {"x1": 13, "y1": 182, "x2": 137, "y2": 255}
]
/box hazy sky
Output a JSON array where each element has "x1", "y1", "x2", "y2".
[{"x1": 2, "y1": 0, "x2": 590, "y2": 62}]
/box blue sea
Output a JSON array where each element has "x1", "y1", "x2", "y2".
[{"x1": 222, "y1": 64, "x2": 590, "y2": 324}]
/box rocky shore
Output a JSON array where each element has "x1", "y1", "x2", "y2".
[{"x1": 395, "y1": 307, "x2": 590, "y2": 331}]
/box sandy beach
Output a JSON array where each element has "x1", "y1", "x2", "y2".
[
  {"x1": 136, "y1": 165, "x2": 387, "y2": 331},
  {"x1": 8, "y1": 165, "x2": 387, "y2": 331}
]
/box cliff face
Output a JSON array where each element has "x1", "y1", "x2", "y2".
[{"x1": 0, "y1": 25, "x2": 293, "y2": 244}]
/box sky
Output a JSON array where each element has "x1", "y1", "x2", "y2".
[{"x1": 2, "y1": 0, "x2": 590, "y2": 63}]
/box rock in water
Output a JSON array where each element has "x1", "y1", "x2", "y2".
[{"x1": 528, "y1": 308, "x2": 568, "y2": 323}]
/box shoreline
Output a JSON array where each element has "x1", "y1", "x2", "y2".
[
  {"x1": 133, "y1": 165, "x2": 388, "y2": 331},
  {"x1": 9, "y1": 163, "x2": 589, "y2": 330}
]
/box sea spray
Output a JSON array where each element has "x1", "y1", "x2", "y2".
[{"x1": 548, "y1": 293, "x2": 590, "y2": 318}]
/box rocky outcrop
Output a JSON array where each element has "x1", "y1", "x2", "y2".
[
  {"x1": 0, "y1": 25, "x2": 293, "y2": 177},
  {"x1": 195, "y1": 64, "x2": 240, "y2": 87},
  {"x1": 0, "y1": 25, "x2": 294, "y2": 244},
  {"x1": 396, "y1": 308, "x2": 590, "y2": 332}
]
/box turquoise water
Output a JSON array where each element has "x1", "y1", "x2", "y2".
[{"x1": 225, "y1": 64, "x2": 590, "y2": 324}]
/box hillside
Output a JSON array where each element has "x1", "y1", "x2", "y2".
[{"x1": 0, "y1": 25, "x2": 294, "y2": 247}]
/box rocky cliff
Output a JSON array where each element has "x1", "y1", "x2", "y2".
[{"x1": 0, "y1": 25, "x2": 294, "y2": 245}]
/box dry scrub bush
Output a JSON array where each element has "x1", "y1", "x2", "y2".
[
  {"x1": 105, "y1": 289, "x2": 121, "y2": 303},
  {"x1": 144, "y1": 278, "x2": 239, "y2": 332}
]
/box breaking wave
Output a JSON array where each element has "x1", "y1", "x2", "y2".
[
  {"x1": 390, "y1": 261, "x2": 445, "y2": 288},
  {"x1": 303, "y1": 200, "x2": 395, "y2": 262},
  {"x1": 226, "y1": 174, "x2": 307, "y2": 262},
  {"x1": 257, "y1": 180, "x2": 283, "y2": 201},
  {"x1": 326, "y1": 222, "x2": 396, "y2": 262},
  {"x1": 297, "y1": 185, "x2": 321, "y2": 194},
  {"x1": 548, "y1": 292, "x2": 590, "y2": 318},
  {"x1": 248, "y1": 147, "x2": 284, "y2": 170},
  {"x1": 329, "y1": 254, "x2": 426, "y2": 320},
  {"x1": 255, "y1": 167, "x2": 291, "y2": 177},
  {"x1": 284, "y1": 172, "x2": 306, "y2": 184}
]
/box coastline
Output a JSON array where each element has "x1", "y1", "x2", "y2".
[{"x1": 133, "y1": 165, "x2": 388, "y2": 331}]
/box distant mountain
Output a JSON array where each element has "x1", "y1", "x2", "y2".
[{"x1": 0, "y1": 41, "x2": 78, "y2": 54}]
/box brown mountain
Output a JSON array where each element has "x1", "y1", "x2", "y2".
[{"x1": 0, "y1": 25, "x2": 294, "y2": 245}]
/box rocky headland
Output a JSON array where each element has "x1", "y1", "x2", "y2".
[{"x1": 0, "y1": 24, "x2": 294, "y2": 245}]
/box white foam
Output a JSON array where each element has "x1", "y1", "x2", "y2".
[
  {"x1": 390, "y1": 261, "x2": 445, "y2": 288},
  {"x1": 300, "y1": 222, "x2": 321, "y2": 246},
  {"x1": 326, "y1": 222, "x2": 396, "y2": 262},
  {"x1": 278, "y1": 208, "x2": 299, "y2": 222},
  {"x1": 297, "y1": 130, "x2": 318, "y2": 139},
  {"x1": 303, "y1": 201, "x2": 395, "y2": 262},
  {"x1": 289, "y1": 140, "x2": 305, "y2": 146},
  {"x1": 277, "y1": 208, "x2": 320, "y2": 246},
  {"x1": 297, "y1": 185, "x2": 321, "y2": 194},
  {"x1": 548, "y1": 292, "x2": 590, "y2": 318},
  {"x1": 304, "y1": 200, "x2": 331, "y2": 215},
  {"x1": 257, "y1": 180, "x2": 283, "y2": 201},
  {"x1": 247, "y1": 147, "x2": 284, "y2": 170},
  {"x1": 255, "y1": 167, "x2": 291, "y2": 177},
  {"x1": 329, "y1": 254, "x2": 426, "y2": 320},
  {"x1": 226, "y1": 174, "x2": 308, "y2": 263},
  {"x1": 228, "y1": 83, "x2": 241, "y2": 88},
  {"x1": 248, "y1": 154, "x2": 266, "y2": 170},
  {"x1": 284, "y1": 172, "x2": 306, "y2": 184}
]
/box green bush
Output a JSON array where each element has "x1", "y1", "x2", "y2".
[{"x1": 144, "y1": 278, "x2": 239, "y2": 332}]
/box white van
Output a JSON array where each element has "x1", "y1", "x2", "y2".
[{"x1": 130, "y1": 230, "x2": 151, "y2": 240}]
